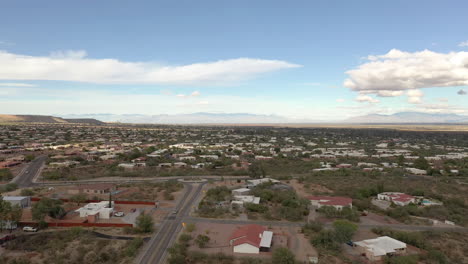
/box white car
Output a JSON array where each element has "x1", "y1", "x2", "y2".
[
  {"x1": 114, "y1": 211, "x2": 125, "y2": 217},
  {"x1": 23, "y1": 226, "x2": 38, "y2": 232}
]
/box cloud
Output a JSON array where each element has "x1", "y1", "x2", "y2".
[
  {"x1": 344, "y1": 49, "x2": 468, "y2": 94},
  {"x1": 355, "y1": 95, "x2": 379, "y2": 103},
  {"x1": 336, "y1": 98, "x2": 345, "y2": 103},
  {"x1": 406, "y1": 89, "x2": 424, "y2": 104},
  {"x1": 0, "y1": 82, "x2": 36, "y2": 87},
  {"x1": 0, "y1": 50, "x2": 300, "y2": 85},
  {"x1": 459, "y1": 41, "x2": 468, "y2": 47},
  {"x1": 457, "y1": 89, "x2": 467, "y2": 95},
  {"x1": 176, "y1": 91, "x2": 201, "y2": 98}
]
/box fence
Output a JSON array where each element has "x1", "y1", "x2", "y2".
[{"x1": 30, "y1": 197, "x2": 155, "y2": 205}]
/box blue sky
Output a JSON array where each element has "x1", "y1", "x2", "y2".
[{"x1": 0, "y1": 0, "x2": 467, "y2": 120}]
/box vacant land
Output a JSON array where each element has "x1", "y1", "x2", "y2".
[{"x1": 0, "y1": 228, "x2": 143, "y2": 264}]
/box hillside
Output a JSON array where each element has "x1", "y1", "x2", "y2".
[{"x1": 0, "y1": 115, "x2": 104, "y2": 125}]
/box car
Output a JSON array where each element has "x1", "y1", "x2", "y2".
[
  {"x1": 114, "y1": 211, "x2": 125, "y2": 217},
  {"x1": 130, "y1": 208, "x2": 136, "y2": 213},
  {"x1": 0, "y1": 234, "x2": 16, "y2": 245},
  {"x1": 23, "y1": 226, "x2": 38, "y2": 232}
]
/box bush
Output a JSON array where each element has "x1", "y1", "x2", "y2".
[
  {"x1": 135, "y1": 212, "x2": 154, "y2": 233},
  {"x1": 20, "y1": 189, "x2": 35, "y2": 196},
  {"x1": 195, "y1": 234, "x2": 210, "y2": 248},
  {"x1": 272, "y1": 247, "x2": 296, "y2": 264},
  {"x1": 125, "y1": 237, "x2": 143, "y2": 257}
]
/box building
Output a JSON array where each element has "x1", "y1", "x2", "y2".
[
  {"x1": 232, "y1": 188, "x2": 251, "y2": 196},
  {"x1": 229, "y1": 224, "x2": 273, "y2": 254},
  {"x1": 81, "y1": 183, "x2": 116, "y2": 195},
  {"x1": 377, "y1": 192, "x2": 415, "y2": 206},
  {"x1": 3, "y1": 196, "x2": 31, "y2": 208},
  {"x1": 246, "y1": 178, "x2": 279, "y2": 188},
  {"x1": 231, "y1": 195, "x2": 261, "y2": 208},
  {"x1": 406, "y1": 168, "x2": 427, "y2": 175},
  {"x1": 75, "y1": 201, "x2": 114, "y2": 220},
  {"x1": 354, "y1": 236, "x2": 407, "y2": 262},
  {"x1": 308, "y1": 196, "x2": 352, "y2": 210}
]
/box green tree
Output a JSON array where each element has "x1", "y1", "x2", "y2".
[
  {"x1": 136, "y1": 212, "x2": 154, "y2": 233},
  {"x1": 414, "y1": 157, "x2": 429, "y2": 170},
  {"x1": 32, "y1": 197, "x2": 65, "y2": 221},
  {"x1": 272, "y1": 247, "x2": 296, "y2": 264},
  {"x1": 333, "y1": 220, "x2": 358, "y2": 243},
  {"x1": 69, "y1": 193, "x2": 87, "y2": 205}
]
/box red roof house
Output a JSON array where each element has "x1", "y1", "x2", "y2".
[
  {"x1": 308, "y1": 196, "x2": 353, "y2": 210},
  {"x1": 229, "y1": 224, "x2": 273, "y2": 254}
]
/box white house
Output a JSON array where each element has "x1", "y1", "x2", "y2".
[
  {"x1": 232, "y1": 188, "x2": 251, "y2": 196},
  {"x1": 75, "y1": 201, "x2": 114, "y2": 219},
  {"x1": 354, "y1": 236, "x2": 407, "y2": 262},
  {"x1": 246, "y1": 178, "x2": 279, "y2": 188},
  {"x1": 377, "y1": 192, "x2": 415, "y2": 206},
  {"x1": 3, "y1": 196, "x2": 31, "y2": 208},
  {"x1": 229, "y1": 224, "x2": 273, "y2": 254},
  {"x1": 231, "y1": 195, "x2": 261, "y2": 208}
]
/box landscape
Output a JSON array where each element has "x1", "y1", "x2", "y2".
[{"x1": 1, "y1": 1, "x2": 468, "y2": 264}]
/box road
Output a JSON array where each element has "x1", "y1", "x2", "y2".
[
  {"x1": 135, "y1": 182, "x2": 206, "y2": 264},
  {"x1": 11, "y1": 155, "x2": 47, "y2": 188}
]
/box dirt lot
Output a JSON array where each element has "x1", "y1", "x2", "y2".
[
  {"x1": 183, "y1": 222, "x2": 317, "y2": 263},
  {"x1": 288, "y1": 179, "x2": 333, "y2": 197}
]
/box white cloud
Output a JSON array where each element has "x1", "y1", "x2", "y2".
[
  {"x1": 176, "y1": 91, "x2": 201, "y2": 98},
  {"x1": 0, "y1": 50, "x2": 300, "y2": 85},
  {"x1": 355, "y1": 95, "x2": 379, "y2": 103},
  {"x1": 344, "y1": 49, "x2": 468, "y2": 94},
  {"x1": 336, "y1": 98, "x2": 345, "y2": 103},
  {"x1": 406, "y1": 89, "x2": 424, "y2": 104},
  {"x1": 459, "y1": 41, "x2": 468, "y2": 47},
  {"x1": 0, "y1": 82, "x2": 36, "y2": 87}
]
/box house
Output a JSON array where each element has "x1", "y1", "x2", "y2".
[
  {"x1": 75, "y1": 201, "x2": 114, "y2": 220},
  {"x1": 377, "y1": 192, "x2": 415, "y2": 206},
  {"x1": 232, "y1": 188, "x2": 251, "y2": 196},
  {"x1": 229, "y1": 224, "x2": 273, "y2": 254},
  {"x1": 336, "y1": 163, "x2": 353, "y2": 169},
  {"x1": 354, "y1": 236, "x2": 407, "y2": 262},
  {"x1": 81, "y1": 183, "x2": 116, "y2": 195},
  {"x1": 3, "y1": 196, "x2": 31, "y2": 208},
  {"x1": 231, "y1": 195, "x2": 261, "y2": 208},
  {"x1": 406, "y1": 168, "x2": 427, "y2": 175},
  {"x1": 118, "y1": 163, "x2": 135, "y2": 169},
  {"x1": 246, "y1": 178, "x2": 280, "y2": 188},
  {"x1": 308, "y1": 196, "x2": 352, "y2": 210}
]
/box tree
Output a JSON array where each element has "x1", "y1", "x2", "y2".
[
  {"x1": 69, "y1": 193, "x2": 87, "y2": 205},
  {"x1": 414, "y1": 157, "x2": 429, "y2": 170},
  {"x1": 136, "y1": 212, "x2": 154, "y2": 233},
  {"x1": 333, "y1": 220, "x2": 358, "y2": 243},
  {"x1": 272, "y1": 248, "x2": 296, "y2": 264},
  {"x1": 32, "y1": 197, "x2": 65, "y2": 221},
  {"x1": 195, "y1": 234, "x2": 210, "y2": 248},
  {"x1": 248, "y1": 162, "x2": 266, "y2": 179}
]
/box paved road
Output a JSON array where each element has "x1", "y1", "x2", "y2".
[
  {"x1": 11, "y1": 155, "x2": 47, "y2": 188},
  {"x1": 135, "y1": 182, "x2": 206, "y2": 264}
]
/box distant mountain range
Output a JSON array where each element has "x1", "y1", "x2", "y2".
[
  {"x1": 60, "y1": 113, "x2": 293, "y2": 124},
  {"x1": 343, "y1": 112, "x2": 468, "y2": 124},
  {"x1": 0, "y1": 114, "x2": 104, "y2": 125},
  {"x1": 2, "y1": 112, "x2": 468, "y2": 125}
]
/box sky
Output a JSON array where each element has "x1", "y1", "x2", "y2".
[{"x1": 0, "y1": 0, "x2": 467, "y2": 121}]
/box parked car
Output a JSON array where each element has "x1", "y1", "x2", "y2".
[
  {"x1": 114, "y1": 211, "x2": 125, "y2": 217},
  {"x1": 23, "y1": 226, "x2": 38, "y2": 232},
  {"x1": 131, "y1": 208, "x2": 136, "y2": 213}
]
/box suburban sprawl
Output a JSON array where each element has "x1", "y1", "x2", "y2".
[{"x1": 1, "y1": 123, "x2": 468, "y2": 264}]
